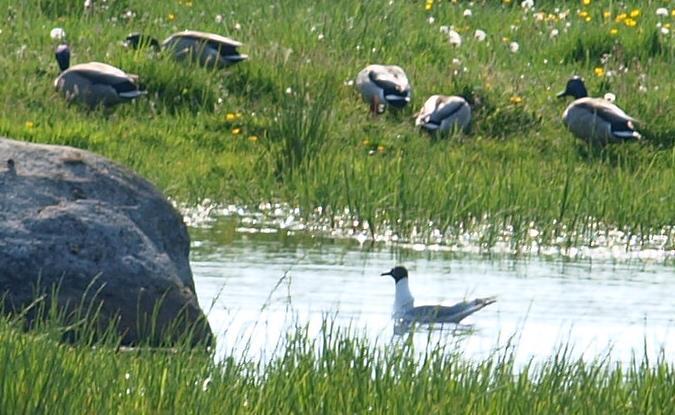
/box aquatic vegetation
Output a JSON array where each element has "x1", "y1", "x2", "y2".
[
  {"x1": 1, "y1": 308, "x2": 674, "y2": 414},
  {"x1": 0, "y1": 0, "x2": 673, "y2": 250}
]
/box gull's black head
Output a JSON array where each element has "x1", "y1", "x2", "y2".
[
  {"x1": 123, "y1": 33, "x2": 161, "y2": 51},
  {"x1": 557, "y1": 76, "x2": 588, "y2": 100},
  {"x1": 55, "y1": 44, "x2": 70, "y2": 72},
  {"x1": 381, "y1": 266, "x2": 408, "y2": 283}
]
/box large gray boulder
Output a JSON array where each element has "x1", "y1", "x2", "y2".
[{"x1": 0, "y1": 137, "x2": 212, "y2": 346}]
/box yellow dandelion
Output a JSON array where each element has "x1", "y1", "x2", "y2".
[
  {"x1": 25, "y1": 121, "x2": 34, "y2": 129},
  {"x1": 609, "y1": 28, "x2": 619, "y2": 35},
  {"x1": 615, "y1": 13, "x2": 627, "y2": 22},
  {"x1": 232, "y1": 128, "x2": 241, "y2": 135},
  {"x1": 503, "y1": 0, "x2": 511, "y2": 4},
  {"x1": 425, "y1": 0, "x2": 433, "y2": 11},
  {"x1": 225, "y1": 113, "x2": 237, "y2": 122},
  {"x1": 167, "y1": 13, "x2": 176, "y2": 21},
  {"x1": 510, "y1": 95, "x2": 523, "y2": 105},
  {"x1": 377, "y1": 145, "x2": 385, "y2": 153},
  {"x1": 624, "y1": 18, "x2": 637, "y2": 27},
  {"x1": 582, "y1": 0, "x2": 591, "y2": 5},
  {"x1": 603, "y1": 10, "x2": 611, "y2": 18},
  {"x1": 629, "y1": 9, "x2": 640, "y2": 18},
  {"x1": 665, "y1": 23, "x2": 672, "y2": 29},
  {"x1": 578, "y1": 11, "x2": 589, "y2": 18},
  {"x1": 362, "y1": 139, "x2": 370, "y2": 146},
  {"x1": 594, "y1": 67, "x2": 605, "y2": 77},
  {"x1": 184, "y1": 1, "x2": 192, "y2": 7},
  {"x1": 585, "y1": 16, "x2": 592, "y2": 22},
  {"x1": 672, "y1": 9, "x2": 675, "y2": 17},
  {"x1": 247, "y1": 135, "x2": 258, "y2": 142}
]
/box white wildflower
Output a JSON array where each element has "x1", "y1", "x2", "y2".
[
  {"x1": 285, "y1": 87, "x2": 293, "y2": 94},
  {"x1": 427, "y1": 16, "x2": 435, "y2": 24},
  {"x1": 655, "y1": 8, "x2": 669, "y2": 17},
  {"x1": 215, "y1": 14, "x2": 223, "y2": 24},
  {"x1": 550, "y1": 28, "x2": 559, "y2": 38},
  {"x1": 50, "y1": 27, "x2": 66, "y2": 41},
  {"x1": 202, "y1": 377, "x2": 212, "y2": 392},
  {"x1": 448, "y1": 30, "x2": 462, "y2": 47},
  {"x1": 439, "y1": 25, "x2": 450, "y2": 34},
  {"x1": 452, "y1": 58, "x2": 462, "y2": 65},
  {"x1": 509, "y1": 41, "x2": 520, "y2": 53},
  {"x1": 521, "y1": 0, "x2": 534, "y2": 10},
  {"x1": 661, "y1": 27, "x2": 670, "y2": 35},
  {"x1": 603, "y1": 93, "x2": 616, "y2": 102},
  {"x1": 317, "y1": 33, "x2": 324, "y2": 40},
  {"x1": 83, "y1": 0, "x2": 93, "y2": 11},
  {"x1": 463, "y1": 9, "x2": 472, "y2": 17},
  {"x1": 474, "y1": 29, "x2": 487, "y2": 41},
  {"x1": 234, "y1": 22, "x2": 241, "y2": 31}
]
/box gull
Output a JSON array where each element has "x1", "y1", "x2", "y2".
[{"x1": 381, "y1": 266, "x2": 496, "y2": 324}]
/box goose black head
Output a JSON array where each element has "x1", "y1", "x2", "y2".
[
  {"x1": 557, "y1": 76, "x2": 588, "y2": 100},
  {"x1": 123, "y1": 33, "x2": 161, "y2": 51},
  {"x1": 55, "y1": 44, "x2": 70, "y2": 72},
  {"x1": 381, "y1": 266, "x2": 409, "y2": 283}
]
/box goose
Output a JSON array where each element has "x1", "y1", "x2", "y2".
[
  {"x1": 53, "y1": 44, "x2": 145, "y2": 108},
  {"x1": 124, "y1": 30, "x2": 248, "y2": 68},
  {"x1": 355, "y1": 64, "x2": 411, "y2": 113},
  {"x1": 381, "y1": 266, "x2": 496, "y2": 325},
  {"x1": 415, "y1": 95, "x2": 471, "y2": 134},
  {"x1": 557, "y1": 76, "x2": 641, "y2": 146}
]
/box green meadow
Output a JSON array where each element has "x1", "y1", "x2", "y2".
[
  {"x1": 1, "y1": 0, "x2": 673, "y2": 248},
  {"x1": 1, "y1": 1, "x2": 675, "y2": 413}
]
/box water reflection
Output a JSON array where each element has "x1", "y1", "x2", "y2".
[{"x1": 190, "y1": 218, "x2": 675, "y2": 366}]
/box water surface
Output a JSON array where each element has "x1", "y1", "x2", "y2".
[{"x1": 190, "y1": 218, "x2": 675, "y2": 366}]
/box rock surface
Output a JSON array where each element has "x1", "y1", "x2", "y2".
[{"x1": 0, "y1": 137, "x2": 212, "y2": 345}]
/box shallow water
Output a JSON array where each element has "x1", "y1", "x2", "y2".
[{"x1": 190, "y1": 217, "x2": 675, "y2": 366}]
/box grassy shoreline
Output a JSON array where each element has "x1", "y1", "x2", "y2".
[
  {"x1": 1, "y1": 0, "x2": 673, "y2": 248},
  {"x1": 1, "y1": 313, "x2": 674, "y2": 414}
]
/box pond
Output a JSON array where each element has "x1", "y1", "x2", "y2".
[{"x1": 188, "y1": 213, "x2": 675, "y2": 366}]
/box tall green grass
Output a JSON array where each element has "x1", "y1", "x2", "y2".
[
  {"x1": 0, "y1": 0, "x2": 673, "y2": 248},
  {"x1": 1, "y1": 308, "x2": 674, "y2": 414}
]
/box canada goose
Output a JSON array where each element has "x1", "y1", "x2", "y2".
[
  {"x1": 557, "y1": 76, "x2": 641, "y2": 146},
  {"x1": 53, "y1": 44, "x2": 145, "y2": 109},
  {"x1": 355, "y1": 64, "x2": 411, "y2": 113},
  {"x1": 381, "y1": 266, "x2": 496, "y2": 325},
  {"x1": 124, "y1": 30, "x2": 248, "y2": 68},
  {"x1": 415, "y1": 95, "x2": 471, "y2": 134}
]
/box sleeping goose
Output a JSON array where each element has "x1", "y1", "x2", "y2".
[
  {"x1": 124, "y1": 30, "x2": 248, "y2": 68},
  {"x1": 557, "y1": 76, "x2": 641, "y2": 146},
  {"x1": 382, "y1": 266, "x2": 496, "y2": 325},
  {"x1": 53, "y1": 44, "x2": 145, "y2": 108},
  {"x1": 355, "y1": 64, "x2": 411, "y2": 113},
  {"x1": 415, "y1": 95, "x2": 471, "y2": 134}
]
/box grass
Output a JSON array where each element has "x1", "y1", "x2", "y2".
[
  {"x1": 0, "y1": 0, "x2": 673, "y2": 250},
  {"x1": 1, "y1": 308, "x2": 674, "y2": 414}
]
